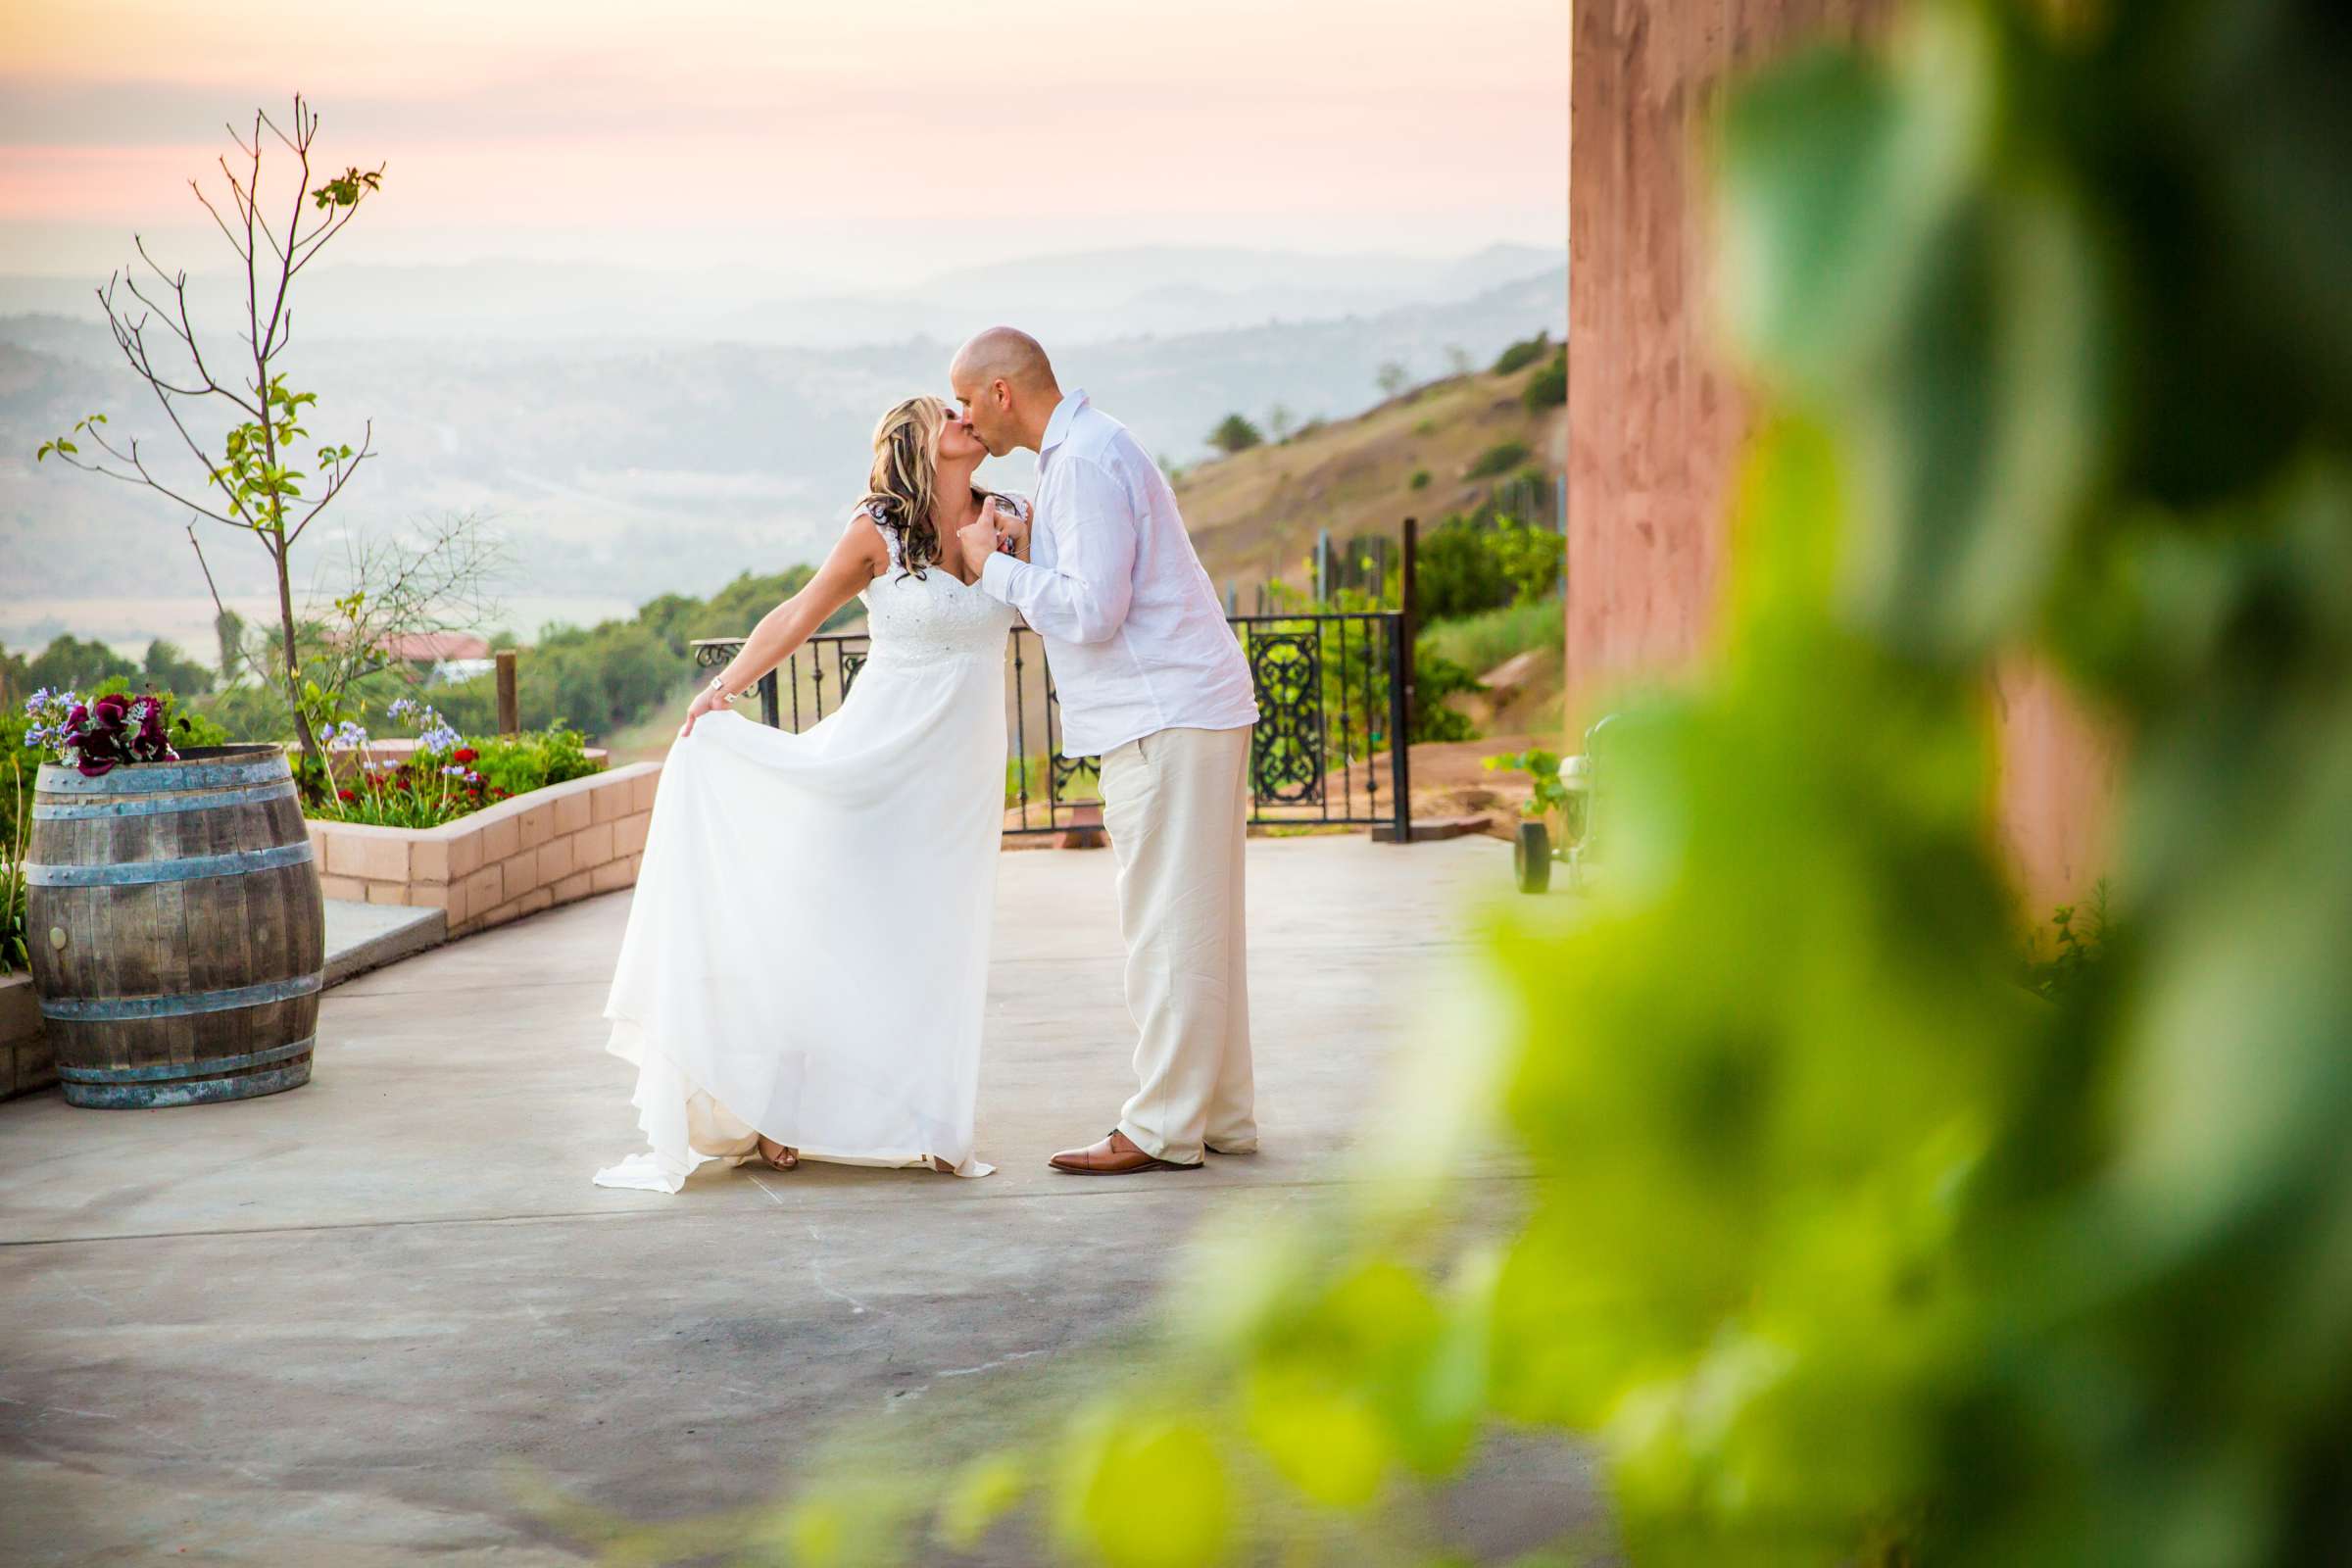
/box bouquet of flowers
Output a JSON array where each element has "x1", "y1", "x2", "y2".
[{"x1": 22, "y1": 687, "x2": 181, "y2": 778}]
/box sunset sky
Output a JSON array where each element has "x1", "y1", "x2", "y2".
[{"x1": 0, "y1": 0, "x2": 1568, "y2": 283}]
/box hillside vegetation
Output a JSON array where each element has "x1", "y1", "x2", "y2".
[{"x1": 1174, "y1": 339, "x2": 1569, "y2": 597}]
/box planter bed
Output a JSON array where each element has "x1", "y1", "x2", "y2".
[
  {"x1": 304, "y1": 736, "x2": 612, "y2": 784},
  {"x1": 308, "y1": 762, "x2": 659, "y2": 936}
]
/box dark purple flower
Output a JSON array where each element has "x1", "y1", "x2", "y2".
[{"x1": 74, "y1": 727, "x2": 122, "y2": 778}]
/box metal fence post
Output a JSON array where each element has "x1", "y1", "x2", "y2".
[
  {"x1": 1390, "y1": 517, "x2": 1417, "y2": 845},
  {"x1": 495, "y1": 649, "x2": 519, "y2": 735},
  {"x1": 757, "y1": 668, "x2": 781, "y2": 730}
]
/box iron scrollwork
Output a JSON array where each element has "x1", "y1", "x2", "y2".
[{"x1": 1248, "y1": 630, "x2": 1325, "y2": 806}]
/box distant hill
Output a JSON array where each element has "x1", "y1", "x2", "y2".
[
  {"x1": 0, "y1": 263, "x2": 1563, "y2": 650},
  {"x1": 0, "y1": 241, "x2": 1565, "y2": 350}
]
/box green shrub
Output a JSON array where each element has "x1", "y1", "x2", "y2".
[
  {"x1": 473, "y1": 723, "x2": 599, "y2": 798},
  {"x1": 172, "y1": 708, "x2": 231, "y2": 749},
  {"x1": 1424, "y1": 599, "x2": 1561, "y2": 675},
  {"x1": 1416, "y1": 514, "x2": 1561, "y2": 621},
  {"x1": 1414, "y1": 520, "x2": 1517, "y2": 620},
  {"x1": 1465, "y1": 440, "x2": 1533, "y2": 479},
  {"x1": 1491, "y1": 330, "x2": 1552, "y2": 375},
  {"x1": 1206, "y1": 414, "x2": 1263, "y2": 455},
  {"x1": 141, "y1": 638, "x2": 215, "y2": 695},
  {"x1": 1521, "y1": 350, "x2": 1567, "y2": 412},
  {"x1": 24, "y1": 633, "x2": 138, "y2": 694},
  {"x1": 1407, "y1": 467, "x2": 1431, "y2": 490},
  {"x1": 1409, "y1": 646, "x2": 1481, "y2": 744}
]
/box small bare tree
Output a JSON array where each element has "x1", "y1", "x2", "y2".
[
  {"x1": 287, "y1": 513, "x2": 509, "y2": 722},
  {"x1": 36, "y1": 96, "x2": 383, "y2": 779}
]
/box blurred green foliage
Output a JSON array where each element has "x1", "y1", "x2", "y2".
[
  {"x1": 0, "y1": 634, "x2": 214, "y2": 704},
  {"x1": 1417, "y1": 514, "x2": 1565, "y2": 622},
  {"x1": 1521, "y1": 350, "x2": 1567, "y2": 414},
  {"x1": 1424, "y1": 600, "x2": 1566, "y2": 679},
  {"x1": 1464, "y1": 441, "x2": 1534, "y2": 481},
  {"x1": 1492, "y1": 331, "x2": 1555, "y2": 376},
  {"x1": 1208, "y1": 414, "x2": 1265, "y2": 456},
  {"x1": 636, "y1": 1, "x2": 2351, "y2": 1564}
]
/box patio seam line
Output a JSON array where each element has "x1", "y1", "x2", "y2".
[
  {"x1": 0, "y1": 1172, "x2": 1531, "y2": 1250},
  {"x1": 322, "y1": 940, "x2": 1486, "y2": 997}
]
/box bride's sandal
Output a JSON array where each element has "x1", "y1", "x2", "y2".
[
  {"x1": 929, "y1": 1155, "x2": 957, "y2": 1175},
  {"x1": 755, "y1": 1137, "x2": 799, "y2": 1171}
]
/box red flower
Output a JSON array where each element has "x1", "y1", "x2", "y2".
[
  {"x1": 338, "y1": 788, "x2": 358, "y2": 803},
  {"x1": 453, "y1": 748, "x2": 478, "y2": 764}
]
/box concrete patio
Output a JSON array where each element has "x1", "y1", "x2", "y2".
[{"x1": 0, "y1": 833, "x2": 1601, "y2": 1565}]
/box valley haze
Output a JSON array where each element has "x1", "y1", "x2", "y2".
[{"x1": 0, "y1": 243, "x2": 1565, "y2": 656}]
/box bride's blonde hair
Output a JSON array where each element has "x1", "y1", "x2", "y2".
[{"x1": 860, "y1": 395, "x2": 996, "y2": 581}]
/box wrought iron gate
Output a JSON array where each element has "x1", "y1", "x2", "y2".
[{"x1": 692, "y1": 611, "x2": 1413, "y2": 840}]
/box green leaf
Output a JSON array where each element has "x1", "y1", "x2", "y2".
[
  {"x1": 1246, "y1": 1369, "x2": 1390, "y2": 1508},
  {"x1": 935, "y1": 1453, "x2": 1026, "y2": 1551},
  {"x1": 1058, "y1": 1408, "x2": 1232, "y2": 1568},
  {"x1": 1838, "y1": 177, "x2": 2112, "y2": 657},
  {"x1": 1715, "y1": 12, "x2": 1986, "y2": 400}
]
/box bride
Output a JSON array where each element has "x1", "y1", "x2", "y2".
[{"x1": 593, "y1": 395, "x2": 1026, "y2": 1191}]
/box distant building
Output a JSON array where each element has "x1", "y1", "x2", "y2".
[
  {"x1": 376, "y1": 631, "x2": 491, "y2": 664},
  {"x1": 354, "y1": 631, "x2": 497, "y2": 689}
]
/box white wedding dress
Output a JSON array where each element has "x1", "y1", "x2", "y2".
[{"x1": 593, "y1": 508, "x2": 1016, "y2": 1191}]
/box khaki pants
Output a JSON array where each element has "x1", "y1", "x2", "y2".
[{"x1": 1100, "y1": 723, "x2": 1256, "y2": 1164}]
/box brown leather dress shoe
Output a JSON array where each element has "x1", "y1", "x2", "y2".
[{"x1": 1048, "y1": 1129, "x2": 1204, "y2": 1174}]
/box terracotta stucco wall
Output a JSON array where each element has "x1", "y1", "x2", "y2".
[{"x1": 1566, "y1": 0, "x2": 2113, "y2": 909}]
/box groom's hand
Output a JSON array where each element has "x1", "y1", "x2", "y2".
[{"x1": 958, "y1": 505, "x2": 1004, "y2": 574}]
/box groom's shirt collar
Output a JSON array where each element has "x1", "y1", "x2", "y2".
[{"x1": 1038, "y1": 388, "x2": 1088, "y2": 465}]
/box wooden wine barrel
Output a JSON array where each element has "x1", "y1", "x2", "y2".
[{"x1": 24, "y1": 745, "x2": 324, "y2": 1108}]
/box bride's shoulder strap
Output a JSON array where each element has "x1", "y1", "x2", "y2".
[{"x1": 846, "y1": 500, "x2": 901, "y2": 565}]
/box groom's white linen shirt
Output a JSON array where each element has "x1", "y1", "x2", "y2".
[{"x1": 978, "y1": 389, "x2": 1259, "y2": 758}]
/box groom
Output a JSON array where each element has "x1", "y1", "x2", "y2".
[{"x1": 951, "y1": 327, "x2": 1261, "y2": 1174}]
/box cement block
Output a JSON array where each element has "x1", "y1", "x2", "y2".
[
  {"x1": 554, "y1": 791, "x2": 592, "y2": 836},
  {"x1": 573, "y1": 820, "x2": 613, "y2": 869},
  {"x1": 613, "y1": 811, "x2": 650, "y2": 857}
]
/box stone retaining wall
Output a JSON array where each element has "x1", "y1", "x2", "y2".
[{"x1": 307, "y1": 762, "x2": 659, "y2": 936}]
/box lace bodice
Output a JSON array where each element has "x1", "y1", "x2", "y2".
[{"x1": 857, "y1": 499, "x2": 1018, "y2": 666}]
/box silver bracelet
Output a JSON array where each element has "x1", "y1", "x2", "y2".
[{"x1": 708, "y1": 674, "x2": 742, "y2": 707}]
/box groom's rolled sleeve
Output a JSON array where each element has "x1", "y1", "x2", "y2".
[{"x1": 978, "y1": 458, "x2": 1137, "y2": 644}]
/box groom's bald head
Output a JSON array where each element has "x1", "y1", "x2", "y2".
[{"x1": 950, "y1": 327, "x2": 1061, "y2": 457}]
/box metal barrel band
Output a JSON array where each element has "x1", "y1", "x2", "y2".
[
  {"x1": 36, "y1": 757, "x2": 288, "y2": 795},
  {"x1": 25, "y1": 840, "x2": 315, "y2": 888},
  {"x1": 59, "y1": 1059, "x2": 312, "y2": 1110},
  {"x1": 32, "y1": 779, "x2": 299, "y2": 821},
  {"x1": 37, "y1": 970, "x2": 322, "y2": 1022},
  {"x1": 55, "y1": 1035, "x2": 318, "y2": 1084}
]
